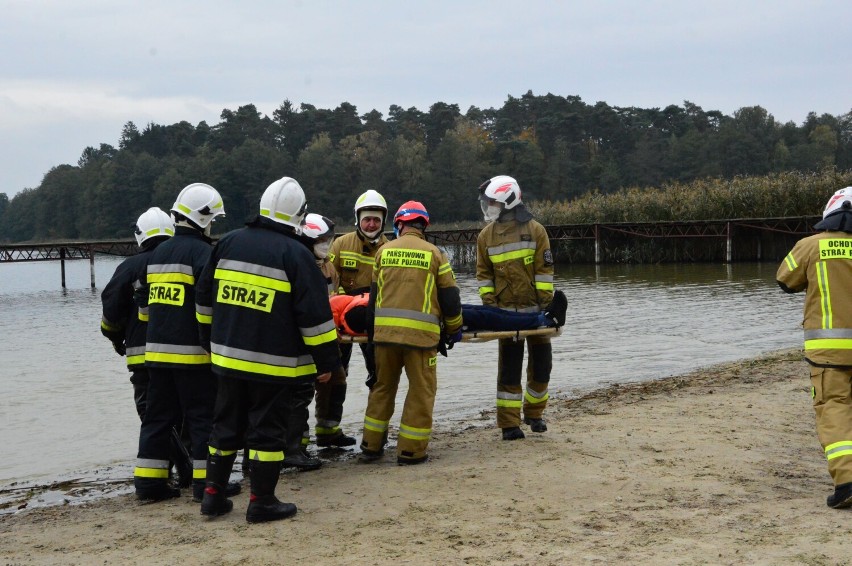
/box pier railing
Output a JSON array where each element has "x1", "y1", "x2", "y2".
[{"x1": 0, "y1": 216, "x2": 822, "y2": 288}]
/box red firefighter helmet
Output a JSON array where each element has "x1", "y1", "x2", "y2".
[{"x1": 393, "y1": 200, "x2": 430, "y2": 227}]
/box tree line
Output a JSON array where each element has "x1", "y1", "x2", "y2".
[{"x1": 0, "y1": 90, "x2": 850, "y2": 242}]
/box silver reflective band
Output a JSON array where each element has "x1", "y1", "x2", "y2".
[
  {"x1": 211, "y1": 342, "x2": 314, "y2": 367},
  {"x1": 300, "y1": 319, "x2": 337, "y2": 337},
  {"x1": 148, "y1": 263, "x2": 193, "y2": 276},
  {"x1": 375, "y1": 307, "x2": 440, "y2": 325},
  {"x1": 497, "y1": 391, "x2": 523, "y2": 401},
  {"x1": 804, "y1": 329, "x2": 852, "y2": 339},
  {"x1": 216, "y1": 259, "x2": 289, "y2": 281},
  {"x1": 487, "y1": 241, "x2": 537, "y2": 256},
  {"x1": 146, "y1": 343, "x2": 209, "y2": 355}
]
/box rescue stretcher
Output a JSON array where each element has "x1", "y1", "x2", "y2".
[{"x1": 338, "y1": 326, "x2": 562, "y2": 344}]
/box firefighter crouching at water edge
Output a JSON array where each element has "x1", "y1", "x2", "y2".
[
  {"x1": 477, "y1": 175, "x2": 555, "y2": 441},
  {"x1": 301, "y1": 213, "x2": 354, "y2": 451},
  {"x1": 101, "y1": 208, "x2": 194, "y2": 487},
  {"x1": 196, "y1": 177, "x2": 341, "y2": 523},
  {"x1": 777, "y1": 186, "x2": 852, "y2": 509},
  {"x1": 360, "y1": 201, "x2": 462, "y2": 465},
  {"x1": 328, "y1": 190, "x2": 389, "y2": 394},
  {"x1": 134, "y1": 184, "x2": 240, "y2": 503}
]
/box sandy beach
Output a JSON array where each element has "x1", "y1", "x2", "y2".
[{"x1": 2, "y1": 348, "x2": 851, "y2": 565}]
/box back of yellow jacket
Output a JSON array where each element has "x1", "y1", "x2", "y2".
[
  {"x1": 777, "y1": 230, "x2": 852, "y2": 366},
  {"x1": 370, "y1": 231, "x2": 462, "y2": 349}
]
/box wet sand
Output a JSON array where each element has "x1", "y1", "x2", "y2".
[{"x1": 2, "y1": 349, "x2": 850, "y2": 565}]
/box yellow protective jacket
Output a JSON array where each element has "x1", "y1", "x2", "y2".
[
  {"x1": 368, "y1": 231, "x2": 462, "y2": 349},
  {"x1": 476, "y1": 218, "x2": 554, "y2": 312},
  {"x1": 328, "y1": 231, "x2": 389, "y2": 294},
  {"x1": 777, "y1": 230, "x2": 852, "y2": 367}
]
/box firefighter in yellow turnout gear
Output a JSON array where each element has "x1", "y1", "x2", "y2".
[
  {"x1": 360, "y1": 201, "x2": 462, "y2": 465},
  {"x1": 476, "y1": 175, "x2": 555, "y2": 441},
  {"x1": 777, "y1": 186, "x2": 852, "y2": 509},
  {"x1": 328, "y1": 190, "x2": 389, "y2": 391}
]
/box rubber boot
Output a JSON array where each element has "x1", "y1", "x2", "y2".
[
  {"x1": 246, "y1": 461, "x2": 298, "y2": 524},
  {"x1": 200, "y1": 452, "x2": 237, "y2": 517},
  {"x1": 282, "y1": 382, "x2": 322, "y2": 471},
  {"x1": 170, "y1": 427, "x2": 193, "y2": 489}
]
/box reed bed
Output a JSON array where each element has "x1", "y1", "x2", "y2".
[{"x1": 528, "y1": 169, "x2": 852, "y2": 224}]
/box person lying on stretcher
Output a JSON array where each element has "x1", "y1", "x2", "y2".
[{"x1": 330, "y1": 290, "x2": 567, "y2": 337}]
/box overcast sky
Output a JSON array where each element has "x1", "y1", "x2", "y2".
[{"x1": 1, "y1": 0, "x2": 850, "y2": 197}]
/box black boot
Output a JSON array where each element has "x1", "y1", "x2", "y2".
[
  {"x1": 827, "y1": 482, "x2": 852, "y2": 508},
  {"x1": 282, "y1": 382, "x2": 322, "y2": 471},
  {"x1": 200, "y1": 452, "x2": 237, "y2": 516},
  {"x1": 317, "y1": 432, "x2": 357, "y2": 448},
  {"x1": 502, "y1": 427, "x2": 525, "y2": 441},
  {"x1": 246, "y1": 461, "x2": 297, "y2": 523},
  {"x1": 524, "y1": 417, "x2": 548, "y2": 433}
]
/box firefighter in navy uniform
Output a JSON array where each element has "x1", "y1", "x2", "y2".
[
  {"x1": 360, "y1": 201, "x2": 462, "y2": 465},
  {"x1": 476, "y1": 175, "x2": 556, "y2": 441},
  {"x1": 101, "y1": 207, "x2": 174, "y2": 419},
  {"x1": 100, "y1": 208, "x2": 194, "y2": 486},
  {"x1": 196, "y1": 177, "x2": 341, "y2": 523},
  {"x1": 302, "y1": 213, "x2": 357, "y2": 449},
  {"x1": 134, "y1": 183, "x2": 240, "y2": 503},
  {"x1": 777, "y1": 186, "x2": 852, "y2": 509},
  {"x1": 328, "y1": 190, "x2": 389, "y2": 393}
]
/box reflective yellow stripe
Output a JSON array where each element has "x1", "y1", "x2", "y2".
[
  {"x1": 145, "y1": 351, "x2": 210, "y2": 364},
  {"x1": 127, "y1": 354, "x2": 145, "y2": 365},
  {"x1": 134, "y1": 467, "x2": 169, "y2": 479},
  {"x1": 479, "y1": 286, "x2": 495, "y2": 296},
  {"x1": 399, "y1": 424, "x2": 431, "y2": 440},
  {"x1": 193, "y1": 468, "x2": 206, "y2": 479},
  {"x1": 784, "y1": 252, "x2": 798, "y2": 271},
  {"x1": 444, "y1": 313, "x2": 463, "y2": 327},
  {"x1": 249, "y1": 449, "x2": 284, "y2": 462},
  {"x1": 101, "y1": 320, "x2": 120, "y2": 332},
  {"x1": 490, "y1": 248, "x2": 535, "y2": 264},
  {"x1": 524, "y1": 390, "x2": 550, "y2": 405},
  {"x1": 438, "y1": 262, "x2": 453, "y2": 276},
  {"x1": 374, "y1": 316, "x2": 440, "y2": 334},
  {"x1": 364, "y1": 415, "x2": 388, "y2": 432},
  {"x1": 816, "y1": 261, "x2": 832, "y2": 329},
  {"x1": 422, "y1": 273, "x2": 434, "y2": 313},
  {"x1": 208, "y1": 446, "x2": 238, "y2": 456},
  {"x1": 496, "y1": 398, "x2": 523, "y2": 408},
  {"x1": 211, "y1": 353, "x2": 317, "y2": 377},
  {"x1": 826, "y1": 441, "x2": 852, "y2": 460},
  {"x1": 535, "y1": 281, "x2": 554, "y2": 291},
  {"x1": 196, "y1": 312, "x2": 212, "y2": 324},
  {"x1": 302, "y1": 328, "x2": 338, "y2": 346},
  {"x1": 215, "y1": 268, "x2": 290, "y2": 292},
  {"x1": 805, "y1": 338, "x2": 852, "y2": 350},
  {"x1": 148, "y1": 272, "x2": 194, "y2": 285}
]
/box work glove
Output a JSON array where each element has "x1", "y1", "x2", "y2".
[
  {"x1": 444, "y1": 330, "x2": 463, "y2": 350},
  {"x1": 111, "y1": 339, "x2": 126, "y2": 356}
]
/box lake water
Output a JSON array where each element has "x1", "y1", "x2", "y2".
[{"x1": 0, "y1": 256, "x2": 804, "y2": 507}]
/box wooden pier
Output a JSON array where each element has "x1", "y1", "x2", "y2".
[{"x1": 0, "y1": 216, "x2": 821, "y2": 288}]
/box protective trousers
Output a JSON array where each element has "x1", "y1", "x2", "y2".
[
  {"x1": 208, "y1": 375, "x2": 290, "y2": 455},
  {"x1": 810, "y1": 366, "x2": 852, "y2": 485},
  {"x1": 496, "y1": 335, "x2": 552, "y2": 429},
  {"x1": 314, "y1": 366, "x2": 348, "y2": 441},
  {"x1": 134, "y1": 367, "x2": 216, "y2": 496},
  {"x1": 362, "y1": 345, "x2": 437, "y2": 461}
]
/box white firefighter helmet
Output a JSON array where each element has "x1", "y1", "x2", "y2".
[
  {"x1": 355, "y1": 189, "x2": 388, "y2": 239},
  {"x1": 822, "y1": 187, "x2": 852, "y2": 219},
  {"x1": 171, "y1": 183, "x2": 225, "y2": 229},
  {"x1": 302, "y1": 213, "x2": 335, "y2": 241},
  {"x1": 134, "y1": 207, "x2": 174, "y2": 247},
  {"x1": 479, "y1": 175, "x2": 522, "y2": 210},
  {"x1": 260, "y1": 177, "x2": 307, "y2": 232}
]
